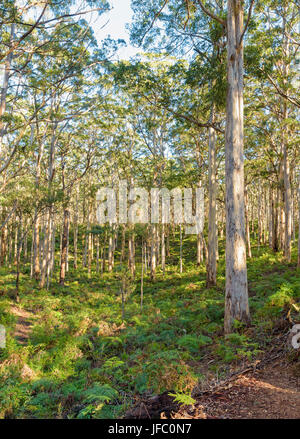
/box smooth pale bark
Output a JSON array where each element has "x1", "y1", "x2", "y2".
[
  {"x1": 24, "y1": 219, "x2": 28, "y2": 260},
  {"x1": 128, "y1": 228, "x2": 135, "y2": 277},
  {"x1": 8, "y1": 223, "x2": 13, "y2": 265},
  {"x1": 245, "y1": 186, "x2": 252, "y2": 258},
  {"x1": 147, "y1": 239, "x2": 151, "y2": 270},
  {"x1": 283, "y1": 115, "x2": 292, "y2": 261},
  {"x1": 179, "y1": 225, "x2": 183, "y2": 274},
  {"x1": 40, "y1": 211, "x2": 50, "y2": 288},
  {"x1": 46, "y1": 218, "x2": 55, "y2": 289},
  {"x1": 150, "y1": 224, "x2": 156, "y2": 281},
  {"x1": 15, "y1": 220, "x2": 22, "y2": 303},
  {"x1": 33, "y1": 209, "x2": 41, "y2": 280},
  {"x1": 224, "y1": 0, "x2": 250, "y2": 334},
  {"x1": 207, "y1": 113, "x2": 217, "y2": 286},
  {"x1": 66, "y1": 220, "x2": 69, "y2": 273},
  {"x1": 278, "y1": 158, "x2": 285, "y2": 251},
  {"x1": 263, "y1": 190, "x2": 267, "y2": 245},
  {"x1": 102, "y1": 231, "x2": 107, "y2": 274},
  {"x1": 156, "y1": 226, "x2": 160, "y2": 266},
  {"x1": 282, "y1": 10, "x2": 292, "y2": 262},
  {"x1": 144, "y1": 238, "x2": 148, "y2": 273},
  {"x1": 73, "y1": 216, "x2": 78, "y2": 269},
  {"x1": 96, "y1": 235, "x2": 100, "y2": 274},
  {"x1": 291, "y1": 177, "x2": 295, "y2": 244},
  {"x1": 59, "y1": 207, "x2": 70, "y2": 285},
  {"x1": 101, "y1": 246, "x2": 106, "y2": 274},
  {"x1": 120, "y1": 225, "x2": 125, "y2": 263},
  {"x1": 257, "y1": 186, "x2": 262, "y2": 249},
  {"x1": 83, "y1": 200, "x2": 89, "y2": 268},
  {"x1": 49, "y1": 222, "x2": 56, "y2": 280},
  {"x1": 197, "y1": 233, "x2": 203, "y2": 266},
  {"x1": 30, "y1": 225, "x2": 34, "y2": 276},
  {"x1": 280, "y1": 188, "x2": 285, "y2": 251},
  {"x1": 268, "y1": 187, "x2": 273, "y2": 248},
  {"x1": 272, "y1": 187, "x2": 279, "y2": 252},
  {"x1": 33, "y1": 137, "x2": 45, "y2": 280},
  {"x1": 112, "y1": 227, "x2": 116, "y2": 269},
  {"x1": 166, "y1": 226, "x2": 170, "y2": 257},
  {"x1": 220, "y1": 208, "x2": 225, "y2": 239},
  {"x1": 87, "y1": 228, "x2": 92, "y2": 277},
  {"x1": 161, "y1": 224, "x2": 166, "y2": 276},
  {"x1": 141, "y1": 240, "x2": 144, "y2": 312},
  {"x1": 100, "y1": 246, "x2": 104, "y2": 276},
  {"x1": 108, "y1": 228, "x2": 113, "y2": 272},
  {"x1": 91, "y1": 234, "x2": 94, "y2": 263},
  {"x1": 73, "y1": 186, "x2": 79, "y2": 269},
  {"x1": 40, "y1": 119, "x2": 56, "y2": 287},
  {"x1": 202, "y1": 234, "x2": 208, "y2": 261},
  {"x1": 84, "y1": 203, "x2": 92, "y2": 276},
  {"x1": 59, "y1": 226, "x2": 63, "y2": 267}
]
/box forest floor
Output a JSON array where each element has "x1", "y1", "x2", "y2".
[
  {"x1": 125, "y1": 355, "x2": 300, "y2": 419},
  {"x1": 10, "y1": 306, "x2": 35, "y2": 345},
  {"x1": 0, "y1": 239, "x2": 299, "y2": 419}
]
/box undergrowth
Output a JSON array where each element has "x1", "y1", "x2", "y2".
[{"x1": 0, "y1": 237, "x2": 299, "y2": 419}]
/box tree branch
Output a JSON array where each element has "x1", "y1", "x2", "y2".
[
  {"x1": 195, "y1": 0, "x2": 226, "y2": 27},
  {"x1": 240, "y1": 0, "x2": 255, "y2": 45},
  {"x1": 266, "y1": 72, "x2": 300, "y2": 108},
  {"x1": 139, "y1": 0, "x2": 170, "y2": 45},
  {"x1": 0, "y1": 202, "x2": 17, "y2": 231}
]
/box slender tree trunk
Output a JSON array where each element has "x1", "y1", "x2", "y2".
[
  {"x1": 207, "y1": 109, "x2": 217, "y2": 286},
  {"x1": 120, "y1": 224, "x2": 125, "y2": 263},
  {"x1": 166, "y1": 225, "x2": 170, "y2": 257},
  {"x1": 0, "y1": 216, "x2": 8, "y2": 265},
  {"x1": 14, "y1": 224, "x2": 18, "y2": 265},
  {"x1": 197, "y1": 233, "x2": 202, "y2": 265},
  {"x1": 161, "y1": 224, "x2": 166, "y2": 276},
  {"x1": 96, "y1": 235, "x2": 100, "y2": 274},
  {"x1": 257, "y1": 185, "x2": 262, "y2": 249},
  {"x1": 15, "y1": 220, "x2": 22, "y2": 303},
  {"x1": 283, "y1": 120, "x2": 292, "y2": 261},
  {"x1": 141, "y1": 240, "x2": 144, "y2": 312},
  {"x1": 224, "y1": 0, "x2": 250, "y2": 333},
  {"x1": 73, "y1": 185, "x2": 79, "y2": 269},
  {"x1": 33, "y1": 213, "x2": 41, "y2": 280},
  {"x1": 179, "y1": 224, "x2": 183, "y2": 274},
  {"x1": 59, "y1": 207, "x2": 70, "y2": 285},
  {"x1": 87, "y1": 227, "x2": 92, "y2": 277},
  {"x1": 108, "y1": 227, "x2": 113, "y2": 272},
  {"x1": 282, "y1": 9, "x2": 292, "y2": 262},
  {"x1": 40, "y1": 211, "x2": 50, "y2": 288},
  {"x1": 272, "y1": 187, "x2": 279, "y2": 252},
  {"x1": 245, "y1": 186, "x2": 252, "y2": 258},
  {"x1": 269, "y1": 186, "x2": 273, "y2": 248},
  {"x1": 128, "y1": 227, "x2": 135, "y2": 277},
  {"x1": 150, "y1": 224, "x2": 156, "y2": 281}
]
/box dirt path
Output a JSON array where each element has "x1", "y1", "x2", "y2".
[
  {"x1": 173, "y1": 359, "x2": 300, "y2": 419},
  {"x1": 125, "y1": 357, "x2": 300, "y2": 419},
  {"x1": 10, "y1": 306, "x2": 35, "y2": 345}
]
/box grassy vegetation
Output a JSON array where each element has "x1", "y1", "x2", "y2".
[{"x1": 0, "y1": 234, "x2": 299, "y2": 419}]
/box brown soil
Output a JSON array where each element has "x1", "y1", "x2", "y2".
[
  {"x1": 10, "y1": 306, "x2": 35, "y2": 344},
  {"x1": 125, "y1": 357, "x2": 300, "y2": 419}
]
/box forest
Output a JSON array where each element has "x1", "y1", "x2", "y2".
[{"x1": 0, "y1": 0, "x2": 299, "y2": 421}]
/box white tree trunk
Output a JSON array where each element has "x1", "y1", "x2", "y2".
[
  {"x1": 207, "y1": 110, "x2": 217, "y2": 286},
  {"x1": 224, "y1": 0, "x2": 250, "y2": 333}
]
